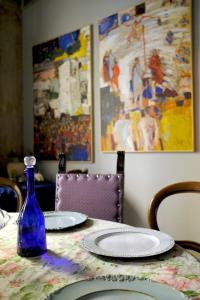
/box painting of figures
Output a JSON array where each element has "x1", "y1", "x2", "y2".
[
  {"x1": 33, "y1": 25, "x2": 93, "y2": 161},
  {"x1": 99, "y1": 0, "x2": 194, "y2": 152}
]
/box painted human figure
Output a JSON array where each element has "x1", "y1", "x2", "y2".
[
  {"x1": 149, "y1": 49, "x2": 164, "y2": 83},
  {"x1": 137, "y1": 107, "x2": 159, "y2": 151},
  {"x1": 108, "y1": 49, "x2": 115, "y2": 81},
  {"x1": 103, "y1": 51, "x2": 109, "y2": 82},
  {"x1": 127, "y1": 19, "x2": 143, "y2": 45},
  {"x1": 111, "y1": 59, "x2": 120, "y2": 94},
  {"x1": 132, "y1": 57, "x2": 143, "y2": 104},
  {"x1": 112, "y1": 111, "x2": 135, "y2": 151}
]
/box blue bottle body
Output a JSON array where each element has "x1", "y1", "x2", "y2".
[{"x1": 17, "y1": 165, "x2": 47, "y2": 257}]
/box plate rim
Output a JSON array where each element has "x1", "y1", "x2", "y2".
[
  {"x1": 45, "y1": 275, "x2": 188, "y2": 300},
  {"x1": 0, "y1": 209, "x2": 10, "y2": 230},
  {"x1": 44, "y1": 211, "x2": 88, "y2": 230},
  {"x1": 81, "y1": 227, "x2": 175, "y2": 257}
]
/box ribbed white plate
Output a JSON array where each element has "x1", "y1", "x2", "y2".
[
  {"x1": 81, "y1": 227, "x2": 175, "y2": 257},
  {"x1": 46, "y1": 275, "x2": 188, "y2": 300},
  {"x1": 44, "y1": 211, "x2": 87, "y2": 230},
  {"x1": 0, "y1": 209, "x2": 10, "y2": 230}
]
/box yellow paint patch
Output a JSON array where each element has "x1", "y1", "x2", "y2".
[
  {"x1": 54, "y1": 32, "x2": 89, "y2": 62},
  {"x1": 75, "y1": 105, "x2": 85, "y2": 116},
  {"x1": 160, "y1": 106, "x2": 193, "y2": 151}
]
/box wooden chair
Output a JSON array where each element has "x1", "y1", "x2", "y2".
[
  {"x1": 0, "y1": 177, "x2": 23, "y2": 212},
  {"x1": 58, "y1": 153, "x2": 88, "y2": 174},
  {"x1": 148, "y1": 181, "x2": 200, "y2": 253},
  {"x1": 55, "y1": 151, "x2": 125, "y2": 222}
]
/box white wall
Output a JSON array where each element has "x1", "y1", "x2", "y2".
[{"x1": 23, "y1": 0, "x2": 200, "y2": 242}]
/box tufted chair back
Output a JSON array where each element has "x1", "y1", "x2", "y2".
[{"x1": 55, "y1": 152, "x2": 125, "y2": 222}]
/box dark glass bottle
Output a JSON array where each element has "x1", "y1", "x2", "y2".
[{"x1": 17, "y1": 156, "x2": 47, "y2": 257}]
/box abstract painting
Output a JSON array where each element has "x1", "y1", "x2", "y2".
[
  {"x1": 99, "y1": 0, "x2": 194, "y2": 152},
  {"x1": 33, "y1": 25, "x2": 93, "y2": 161}
]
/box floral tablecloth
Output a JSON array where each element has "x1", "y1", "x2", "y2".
[{"x1": 0, "y1": 214, "x2": 200, "y2": 300}]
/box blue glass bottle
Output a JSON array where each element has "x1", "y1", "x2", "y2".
[{"x1": 17, "y1": 156, "x2": 47, "y2": 257}]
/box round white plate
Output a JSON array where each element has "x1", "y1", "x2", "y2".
[
  {"x1": 46, "y1": 275, "x2": 188, "y2": 300},
  {"x1": 44, "y1": 211, "x2": 87, "y2": 230},
  {"x1": 0, "y1": 209, "x2": 10, "y2": 230},
  {"x1": 81, "y1": 227, "x2": 175, "y2": 257}
]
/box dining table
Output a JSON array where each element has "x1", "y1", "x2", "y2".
[{"x1": 0, "y1": 212, "x2": 200, "y2": 300}]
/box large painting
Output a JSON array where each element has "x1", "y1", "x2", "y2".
[
  {"x1": 33, "y1": 25, "x2": 93, "y2": 161},
  {"x1": 99, "y1": 0, "x2": 194, "y2": 152}
]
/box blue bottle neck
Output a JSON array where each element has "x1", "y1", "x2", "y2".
[{"x1": 26, "y1": 166, "x2": 35, "y2": 197}]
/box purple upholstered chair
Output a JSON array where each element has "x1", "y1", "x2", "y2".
[{"x1": 55, "y1": 152, "x2": 125, "y2": 222}]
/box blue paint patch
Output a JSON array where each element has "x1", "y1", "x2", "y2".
[{"x1": 99, "y1": 14, "x2": 118, "y2": 37}]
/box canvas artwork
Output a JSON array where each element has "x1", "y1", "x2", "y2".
[
  {"x1": 99, "y1": 0, "x2": 193, "y2": 152},
  {"x1": 33, "y1": 25, "x2": 93, "y2": 161}
]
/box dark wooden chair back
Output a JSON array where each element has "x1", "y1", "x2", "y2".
[
  {"x1": 58, "y1": 151, "x2": 125, "y2": 175},
  {"x1": 0, "y1": 177, "x2": 23, "y2": 212},
  {"x1": 148, "y1": 181, "x2": 200, "y2": 253},
  {"x1": 58, "y1": 153, "x2": 88, "y2": 174}
]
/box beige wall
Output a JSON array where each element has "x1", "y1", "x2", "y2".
[
  {"x1": 0, "y1": 0, "x2": 23, "y2": 172},
  {"x1": 23, "y1": 0, "x2": 200, "y2": 243}
]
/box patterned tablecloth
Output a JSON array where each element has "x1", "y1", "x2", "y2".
[{"x1": 0, "y1": 214, "x2": 200, "y2": 300}]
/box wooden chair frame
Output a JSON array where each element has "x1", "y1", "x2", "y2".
[
  {"x1": 0, "y1": 177, "x2": 23, "y2": 212},
  {"x1": 58, "y1": 151, "x2": 125, "y2": 175},
  {"x1": 148, "y1": 181, "x2": 200, "y2": 252}
]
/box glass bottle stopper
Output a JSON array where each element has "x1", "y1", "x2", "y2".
[{"x1": 24, "y1": 156, "x2": 36, "y2": 167}]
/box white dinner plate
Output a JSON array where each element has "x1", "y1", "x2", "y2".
[
  {"x1": 44, "y1": 211, "x2": 88, "y2": 230},
  {"x1": 46, "y1": 275, "x2": 188, "y2": 300},
  {"x1": 0, "y1": 209, "x2": 10, "y2": 230},
  {"x1": 81, "y1": 227, "x2": 175, "y2": 257}
]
